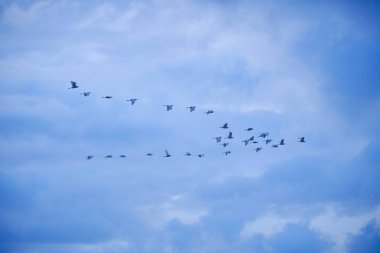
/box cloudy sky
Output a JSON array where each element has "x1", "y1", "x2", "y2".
[{"x1": 1, "y1": 0, "x2": 380, "y2": 252}]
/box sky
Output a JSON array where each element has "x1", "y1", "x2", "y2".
[{"x1": 1, "y1": 0, "x2": 380, "y2": 252}]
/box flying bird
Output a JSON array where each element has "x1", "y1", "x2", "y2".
[
  {"x1": 265, "y1": 139, "x2": 272, "y2": 144},
  {"x1": 298, "y1": 137, "x2": 306, "y2": 143},
  {"x1": 249, "y1": 136, "x2": 255, "y2": 141},
  {"x1": 221, "y1": 143, "x2": 229, "y2": 147},
  {"x1": 255, "y1": 147, "x2": 262, "y2": 152},
  {"x1": 245, "y1": 128, "x2": 254, "y2": 131},
  {"x1": 164, "y1": 105, "x2": 173, "y2": 111},
  {"x1": 226, "y1": 131, "x2": 233, "y2": 139},
  {"x1": 205, "y1": 110, "x2": 214, "y2": 115},
  {"x1": 69, "y1": 81, "x2": 79, "y2": 89},
  {"x1": 279, "y1": 139, "x2": 285, "y2": 145},
  {"x1": 187, "y1": 106, "x2": 196, "y2": 112},
  {"x1": 213, "y1": 137, "x2": 222, "y2": 143},
  {"x1": 81, "y1": 92, "x2": 91, "y2": 97},
  {"x1": 272, "y1": 144, "x2": 279, "y2": 148},
  {"x1": 164, "y1": 150, "x2": 171, "y2": 157},
  {"x1": 224, "y1": 151, "x2": 231, "y2": 156},
  {"x1": 126, "y1": 98, "x2": 138, "y2": 105},
  {"x1": 105, "y1": 155, "x2": 112, "y2": 158},
  {"x1": 219, "y1": 123, "x2": 229, "y2": 129},
  {"x1": 242, "y1": 139, "x2": 250, "y2": 146},
  {"x1": 86, "y1": 155, "x2": 93, "y2": 160},
  {"x1": 102, "y1": 96, "x2": 112, "y2": 99},
  {"x1": 197, "y1": 154, "x2": 205, "y2": 158},
  {"x1": 119, "y1": 155, "x2": 126, "y2": 158},
  {"x1": 146, "y1": 153, "x2": 154, "y2": 156},
  {"x1": 185, "y1": 152, "x2": 192, "y2": 156},
  {"x1": 259, "y1": 133, "x2": 269, "y2": 138}
]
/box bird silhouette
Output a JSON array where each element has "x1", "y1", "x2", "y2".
[
  {"x1": 249, "y1": 136, "x2": 255, "y2": 141},
  {"x1": 213, "y1": 137, "x2": 222, "y2": 143},
  {"x1": 105, "y1": 155, "x2": 113, "y2": 158},
  {"x1": 102, "y1": 96, "x2": 112, "y2": 99},
  {"x1": 224, "y1": 151, "x2": 231, "y2": 156},
  {"x1": 164, "y1": 105, "x2": 173, "y2": 111},
  {"x1": 272, "y1": 144, "x2": 279, "y2": 148},
  {"x1": 220, "y1": 123, "x2": 229, "y2": 129},
  {"x1": 279, "y1": 139, "x2": 285, "y2": 145},
  {"x1": 126, "y1": 98, "x2": 138, "y2": 105},
  {"x1": 242, "y1": 139, "x2": 250, "y2": 146},
  {"x1": 146, "y1": 153, "x2": 154, "y2": 156},
  {"x1": 245, "y1": 128, "x2": 254, "y2": 131},
  {"x1": 298, "y1": 137, "x2": 306, "y2": 143},
  {"x1": 187, "y1": 106, "x2": 196, "y2": 112},
  {"x1": 265, "y1": 139, "x2": 272, "y2": 144},
  {"x1": 197, "y1": 154, "x2": 205, "y2": 158},
  {"x1": 255, "y1": 147, "x2": 262, "y2": 152},
  {"x1": 164, "y1": 150, "x2": 171, "y2": 157},
  {"x1": 221, "y1": 143, "x2": 229, "y2": 147},
  {"x1": 81, "y1": 92, "x2": 91, "y2": 97},
  {"x1": 226, "y1": 131, "x2": 233, "y2": 139},
  {"x1": 205, "y1": 110, "x2": 214, "y2": 115},
  {"x1": 185, "y1": 152, "x2": 192, "y2": 156},
  {"x1": 259, "y1": 133, "x2": 269, "y2": 138},
  {"x1": 69, "y1": 81, "x2": 79, "y2": 89},
  {"x1": 86, "y1": 155, "x2": 93, "y2": 160},
  {"x1": 120, "y1": 155, "x2": 126, "y2": 158}
]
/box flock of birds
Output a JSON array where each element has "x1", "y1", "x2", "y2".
[{"x1": 68, "y1": 81, "x2": 306, "y2": 160}]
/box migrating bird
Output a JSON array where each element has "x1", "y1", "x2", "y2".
[
  {"x1": 298, "y1": 137, "x2": 306, "y2": 143},
  {"x1": 126, "y1": 98, "x2": 138, "y2": 105},
  {"x1": 205, "y1": 110, "x2": 214, "y2": 115},
  {"x1": 213, "y1": 137, "x2": 222, "y2": 143},
  {"x1": 224, "y1": 151, "x2": 231, "y2": 156},
  {"x1": 146, "y1": 153, "x2": 154, "y2": 156},
  {"x1": 255, "y1": 147, "x2": 262, "y2": 153},
  {"x1": 119, "y1": 155, "x2": 126, "y2": 158},
  {"x1": 242, "y1": 139, "x2": 250, "y2": 146},
  {"x1": 245, "y1": 128, "x2": 254, "y2": 131},
  {"x1": 220, "y1": 123, "x2": 229, "y2": 129},
  {"x1": 69, "y1": 81, "x2": 79, "y2": 89},
  {"x1": 102, "y1": 96, "x2": 112, "y2": 99},
  {"x1": 259, "y1": 133, "x2": 269, "y2": 138},
  {"x1": 226, "y1": 131, "x2": 233, "y2": 139},
  {"x1": 187, "y1": 106, "x2": 196, "y2": 112},
  {"x1": 86, "y1": 155, "x2": 93, "y2": 160},
  {"x1": 249, "y1": 136, "x2": 255, "y2": 141},
  {"x1": 81, "y1": 92, "x2": 91, "y2": 97},
  {"x1": 221, "y1": 143, "x2": 229, "y2": 147},
  {"x1": 272, "y1": 144, "x2": 279, "y2": 148},
  {"x1": 279, "y1": 139, "x2": 285, "y2": 145},
  {"x1": 164, "y1": 105, "x2": 173, "y2": 111},
  {"x1": 185, "y1": 152, "x2": 192, "y2": 156},
  {"x1": 197, "y1": 154, "x2": 205, "y2": 158},
  {"x1": 265, "y1": 139, "x2": 272, "y2": 144},
  {"x1": 164, "y1": 150, "x2": 171, "y2": 157},
  {"x1": 105, "y1": 155, "x2": 113, "y2": 158}
]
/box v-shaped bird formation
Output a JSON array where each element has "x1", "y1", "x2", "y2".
[{"x1": 68, "y1": 81, "x2": 307, "y2": 160}]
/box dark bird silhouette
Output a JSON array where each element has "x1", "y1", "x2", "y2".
[
  {"x1": 255, "y1": 147, "x2": 262, "y2": 152},
  {"x1": 102, "y1": 96, "x2": 112, "y2": 99},
  {"x1": 245, "y1": 128, "x2": 254, "y2": 131},
  {"x1": 272, "y1": 144, "x2": 279, "y2": 148},
  {"x1": 259, "y1": 133, "x2": 269, "y2": 138},
  {"x1": 105, "y1": 155, "x2": 112, "y2": 158},
  {"x1": 119, "y1": 155, "x2": 126, "y2": 158},
  {"x1": 279, "y1": 139, "x2": 285, "y2": 145},
  {"x1": 146, "y1": 153, "x2": 153, "y2": 156},
  {"x1": 164, "y1": 150, "x2": 171, "y2": 157},
  {"x1": 219, "y1": 123, "x2": 229, "y2": 129},
  {"x1": 187, "y1": 106, "x2": 196, "y2": 112},
  {"x1": 226, "y1": 131, "x2": 233, "y2": 139},
  {"x1": 86, "y1": 155, "x2": 93, "y2": 160},
  {"x1": 164, "y1": 105, "x2": 173, "y2": 111},
  {"x1": 213, "y1": 137, "x2": 222, "y2": 143},
  {"x1": 252, "y1": 141, "x2": 258, "y2": 144},
  {"x1": 249, "y1": 136, "x2": 255, "y2": 141},
  {"x1": 224, "y1": 151, "x2": 231, "y2": 156},
  {"x1": 197, "y1": 154, "x2": 205, "y2": 158},
  {"x1": 242, "y1": 139, "x2": 250, "y2": 146},
  {"x1": 126, "y1": 98, "x2": 138, "y2": 105},
  {"x1": 69, "y1": 81, "x2": 79, "y2": 89},
  {"x1": 205, "y1": 110, "x2": 214, "y2": 115},
  {"x1": 81, "y1": 92, "x2": 91, "y2": 97},
  {"x1": 298, "y1": 137, "x2": 306, "y2": 143},
  {"x1": 185, "y1": 152, "x2": 192, "y2": 156},
  {"x1": 221, "y1": 143, "x2": 229, "y2": 147},
  {"x1": 265, "y1": 139, "x2": 272, "y2": 144}
]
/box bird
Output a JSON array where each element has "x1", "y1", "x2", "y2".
[
  {"x1": 220, "y1": 123, "x2": 229, "y2": 129},
  {"x1": 197, "y1": 154, "x2": 205, "y2": 158},
  {"x1": 102, "y1": 96, "x2": 112, "y2": 99},
  {"x1": 187, "y1": 106, "x2": 196, "y2": 112},
  {"x1": 242, "y1": 139, "x2": 250, "y2": 146},
  {"x1": 265, "y1": 139, "x2": 272, "y2": 144},
  {"x1": 81, "y1": 92, "x2": 91, "y2": 97},
  {"x1": 164, "y1": 150, "x2": 171, "y2": 157},
  {"x1": 205, "y1": 110, "x2": 214, "y2": 115},
  {"x1": 224, "y1": 151, "x2": 231, "y2": 156},
  {"x1": 272, "y1": 144, "x2": 279, "y2": 148},
  {"x1": 259, "y1": 133, "x2": 269, "y2": 138},
  {"x1": 298, "y1": 137, "x2": 306, "y2": 143},
  {"x1": 185, "y1": 152, "x2": 192, "y2": 156},
  {"x1": 249, "y1": 136, "x2": 255, "y2": 141},
  {"x1": 245, "y1": 128, "x2": 254, "y2": 131},
  {"x1": 252, "y1": 141, "x2": 258, "y2": 144},
  {"x1": 279, "y1": 139, "x2": 285, "y2": 145},
  {"x1": 105, "y1": 155, "x2": 112, "y2": 158},
  {"x1": 119, "y1": 155, "x2": 126, "y2": 158},
  {"x1": 226, "y1": 131, "x2": 233, "y2": 139},
  {"x1": 86, "y1": 155, "x2": 93, "y2": 160},
  {"x1": 213, "y1": 137, "x2": 222, "y2": 143},
  {"x1": 69, "y1": 81, "x2": 79, "y2": 89},
  {"x1": 255, "y1": 147, "x2": 262, "y2": 152},
  {"x1": 146, "y1": 153, "x2": 154, "y2": 156},
  {"x1": 164, "y1": 105, "x2": 173, "y2": 111},
  {"x1": 126, "y1": 98, "x2": 138, "y2": 105},
  {"x1": 221, "y1": 143, "x2": 229, "y2": 147}
]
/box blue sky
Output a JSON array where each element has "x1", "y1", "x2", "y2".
[{"x1": 1, "y1": 0, "x2": 380, "y2": 252}]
